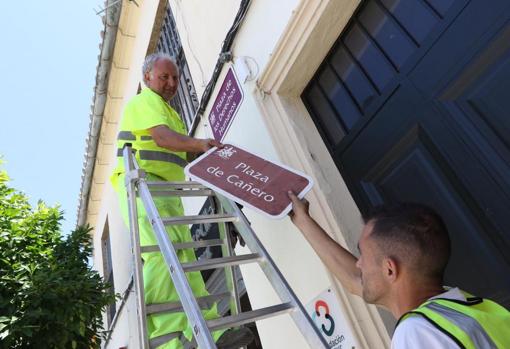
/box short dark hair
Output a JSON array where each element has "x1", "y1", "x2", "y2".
[{"x1": 362, "y1": 203, "x2": 451, "y2": 281}]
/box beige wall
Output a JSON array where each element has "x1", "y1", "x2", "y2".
[
  {"x1": 174, "y1": 0, "x2": 391, "y2": 347},
  {"x1": 168, "y1": 0, "x2": 240, "y2": 97},
  {"x1": 87, "y1": 0, "x2": 392, "y2": 348},
  {"x1": 88, "y1": 0, "x2": 167, "y2": 347}
]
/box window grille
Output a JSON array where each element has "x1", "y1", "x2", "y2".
[
  {"x1": 157, "y1": 4, "x2": 199, "y2": 131},
  {"x1": 302, "y1": 0, "x2": 453, "y2": 149}
]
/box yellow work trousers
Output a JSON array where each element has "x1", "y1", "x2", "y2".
[{"x1": 115, "y1": 173, "x2": 225, "y2": 348}]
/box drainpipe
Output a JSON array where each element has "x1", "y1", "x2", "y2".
[{"x1": 77, "y1": 0, "x2": 122, "y2": 227}]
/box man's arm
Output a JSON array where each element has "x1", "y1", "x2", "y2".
[
  {"x1": 288, "y1": 191, "x2": 363, "y2": 297},
  {"x1": 149, "y1": 125, "x2": 222, "y2": 153}
]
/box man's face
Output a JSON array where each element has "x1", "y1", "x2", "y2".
[
  {"x1": 356, "y1": 222, "x2": 389, "y2": 305},
  {"x1": 145, "y1": 58, "x2": 179, "y2": 101}
]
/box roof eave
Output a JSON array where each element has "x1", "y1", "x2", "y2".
[{"x1": 76, "y1": 0, "x2": 122, "y2": 228}]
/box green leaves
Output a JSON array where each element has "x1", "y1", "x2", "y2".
[{"x1": 0, "y1": 169, "x2": 116, "y2": 348}]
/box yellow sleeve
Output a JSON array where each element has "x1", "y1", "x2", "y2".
[{"x1": 122, "y1": 92, "x2": 170, "y2": 132}]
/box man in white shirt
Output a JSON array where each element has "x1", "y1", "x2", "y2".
[
  {"x1": 391, "y1": 287, "x2": 464, "y2": 348},
  {"x1": 288, "y1": 193, "x2": 510, "y2": 348}
]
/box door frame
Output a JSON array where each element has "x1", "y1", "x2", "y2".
[{"x1": 255, "y1": 0, "x2": 392, "y2": 347}]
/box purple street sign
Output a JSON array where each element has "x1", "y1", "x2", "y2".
[
  {"x1": 185, "y1": 144, "x2": 314, "y2": 219},
  {"x1": 208, "y1": 67, "x2": 244, "y2": 141}
]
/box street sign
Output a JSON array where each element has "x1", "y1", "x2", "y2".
[
  {"x1": 185, "y1": 144, "x2": 313, "y2": 219},
  {"x1": 208, "y1": 67, "x2": 244, "y2": 141}
]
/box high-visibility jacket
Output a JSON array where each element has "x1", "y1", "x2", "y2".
[
  {"x1": 111, "y1": 88, "x2": 188, "y2": 185},
  {"x1": 397, "y1": 290, "x2": 510, "y2": 349},
  {"x1": 110, "y1": 89, "x2": 225, "y2": 347}
]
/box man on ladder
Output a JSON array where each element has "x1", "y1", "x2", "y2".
[{"x1": 111, "y1": 53, "x2": 254, "y2": 349}]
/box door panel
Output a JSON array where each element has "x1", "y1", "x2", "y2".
[
  {"x1": 350, "y1": 120, "x2": 509, "y2": 303},
  {"x1": 340, "y1": 80, "x2": 510, "y2": 304},
  {"x1": 333, "y1": 0, "x2": 510, "y2": 306}
]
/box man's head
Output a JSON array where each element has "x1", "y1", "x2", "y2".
[
  {"x1": 356, "y1": 203, "x2": 451, "y2": 305},
  {"x1": 142, "y1": 53, "x2": 179, "y2": 101}
]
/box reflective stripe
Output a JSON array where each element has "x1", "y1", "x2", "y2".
[
  {"x1": 117, "y1": 131, "x2": 153, "y2": 141},
  {"x1": 117, "y1": 149, "x2": 187, "y2": 168},
  {"x1": 425, "y1": 302, "x2": 498, "y2": 349},
  {"x1": 139, "y1": 150, "x2": 188, "y2": 168},
  {"x1": 117, "y1": 131, "x2": 136, "y2": 140}
]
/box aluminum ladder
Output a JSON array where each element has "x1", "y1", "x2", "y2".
[{"x1": 122, "y1": 145, "x2": 328, "y2": 349}]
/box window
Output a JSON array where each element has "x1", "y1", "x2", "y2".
[
  {"x1": 101, "y1": 220, "x2": 116, "y2": 325},
  {"x1": 157, "y1": 4, "x2": 199, "y2": 131},
  {"x1": 302, "y1": 0, "x2": 451, "y2": 149}
]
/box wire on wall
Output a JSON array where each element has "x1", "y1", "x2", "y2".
[{"x1": 188, "y1": 0, "x2": 252, "y2": 136}]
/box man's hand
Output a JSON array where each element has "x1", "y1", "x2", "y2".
[
  {"x1": 198, "y1": 138, "x2": 224, "y2": 153},
  {"x1": 288, "y1": 191, "x2": 312, "y2": 228}
]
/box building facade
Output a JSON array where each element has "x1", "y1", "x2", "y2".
[{"x1": 78, "y1": 0, "x2": 510, "y2": 348}]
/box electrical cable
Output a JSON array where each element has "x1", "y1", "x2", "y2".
[{"x1": 188, "y1": 0, "x2": 252, "y2": 136}]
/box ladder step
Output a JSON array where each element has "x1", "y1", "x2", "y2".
[
  {"x1": 207, "y1": 303, "x2": 295, "y2": 331},
  {"x1": 162, "y1": 213, "x2": 238, "y2": 226},
  {"x1": 147, "y1": 292, "x2": 231, "y2": 315},
  {"x1": 182, "y1": 254, "x2": 261, "y2": 272},
  {"x1": 150, "y1": 189, "x2": 214, "y2": 197},
  {"x1": 147, "y1": 180, "x2": 207, "y2": 189},
  {"x1": 141, "y1": 239, "x2": 225, "y2": 253},
  {"x1": 149, "y1": 331, "x2": 181, "y2": 349}
]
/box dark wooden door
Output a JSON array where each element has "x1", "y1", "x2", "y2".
[{"x1": 303, "y1": 0, "x2": 510, "y2": 307}]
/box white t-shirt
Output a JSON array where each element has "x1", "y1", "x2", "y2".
[{"x1": 391, "y1": 288, "x2": 465, "y2": 349}]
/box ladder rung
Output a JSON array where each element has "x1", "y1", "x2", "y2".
[
  {"x1": 147, "y1": 181, "x2": 207, "y2": 189},
  {"x1": 162, "y1": 214, "x2": 238, "y2": 226},
  {"x1": 207, "y1": 303, "x2": 294, "y2": 331},
  {"x1": 150, "y1": 189, "x2": 214, "y2": 197},
  {"x1": 147, "y1": 292, "x2": 231, "y2": 315},
  {"x1": 182, "y1": 254, "x2": 261, "y2": 272},
  {"x1": 149, "y1": 331, "x2": 181, "y2": 349},
  {"x1": 141, "y1": 239, "x2": 225, "y2": 253}
]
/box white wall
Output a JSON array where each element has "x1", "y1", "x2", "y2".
[
  {"x1": 169, "y1": 0, "x2": 241, "y2": 96},
  {"x1": 172, "y1": 1, "x2": 362, "y2": 348}
]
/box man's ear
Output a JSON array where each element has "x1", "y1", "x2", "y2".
[
  {"x1": 383, "y1": 257, "x2": 399, "y2": 283},
  {"x1": 144, "y1": 71, "x2": 151, "y2": 83}
]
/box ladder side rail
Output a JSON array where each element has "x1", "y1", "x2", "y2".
[
  {"x1": 217, "y1": 215, "x2": 246, "y2": 349},
  {"x1": 136, "y1": 173, "x2": 217, "y2": 349},
  {"x1": 122, "y1": 145, "x2": 150, "y2": 349},
  {"x1": 213, "y1": 197, "x2": 243, "y2": 320},
  {"x1": 224, "y1": 224, "x2": 243, "y2": 317},
  {"x1": 216, "y1": 194, "x2": 329, "y2": 348}
]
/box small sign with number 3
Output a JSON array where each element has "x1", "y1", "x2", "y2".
[{"x1": 306, "y1": 288, "x2": 359, "y2": 349}]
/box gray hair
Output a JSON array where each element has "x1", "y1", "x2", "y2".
[{"x1": 142, "y1": 53, "x2": 178, "y2": 83}]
